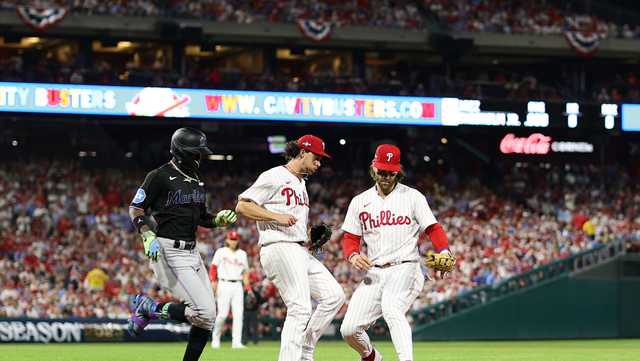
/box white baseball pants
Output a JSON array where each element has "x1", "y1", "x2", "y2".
[
  {"x1": 212, "y1": 280, "x2": 244, "y2": 346},
  {"x1": 340, "y1": 262, "x2": 424, "y2": 361},
  {"x1": 260, "y1": 242, "x2": 345, "y2": 361}
]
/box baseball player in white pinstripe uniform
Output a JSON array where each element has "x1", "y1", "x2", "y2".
[
  {"x1": 210, "y1": 230, "x2": 250, "y2": 349},
  {"x1": 340, "y1": 144, "x2": 452, "y2": 361},
  {"x1": 235, "y1": 135, "x2": 346, "y2": 361}
]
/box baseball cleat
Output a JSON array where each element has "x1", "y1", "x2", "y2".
[
  {"x1": 361, "y1": 348, "x2": 382, "y2": 361},
  {"x1": 232, "y1": 344, "x2": 247, "y2": 349},
  {"x1": 127, "y1": 294, "x2": 158, "y2": 336}
]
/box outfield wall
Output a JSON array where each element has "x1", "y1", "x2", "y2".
[
  {"x1": 413, "y1": 255, "x2": 640, "y2": 340},
  {"x1": 0, "y1": 319, "x2": 192, "y2": 343},
  {"x1": 3, "y1": 257, "x2": 638, "y2": 343}
]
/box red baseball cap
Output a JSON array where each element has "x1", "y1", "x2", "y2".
[
  {"x1": 297, "y1": 134, "x2": 331, "y2": 158},
  {"x1": 226, "y1": 230, "x2": 240, "y2": 240},
  {"x1": 372, "y1": 144, "x2": 401, "y2": 172}
]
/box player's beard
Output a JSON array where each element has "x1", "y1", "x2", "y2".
[{"x1": 376, "y1": 178, "x2": 398, "y2": 195}]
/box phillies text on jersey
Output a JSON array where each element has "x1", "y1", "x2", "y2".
[
  {"x1": 341, "y1": 183, "x2": 437, "y2": 265},
  {"x1": 238, "y1": 166, "x2": 310, "y2": 245},
  {"x1": 211, "y1": 247, "x2": 249, "y2": 280}
]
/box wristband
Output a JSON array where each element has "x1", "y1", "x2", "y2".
[{"x1": 133, "y1": 216, "x2": 150, "y2": 233}]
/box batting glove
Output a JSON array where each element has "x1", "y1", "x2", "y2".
[
  {"x1": 214, "y1": 210, "x2": 237, "y2": 227},
  {"x1": 142, "y1": 230, "x2": 160, "y2": 262}
]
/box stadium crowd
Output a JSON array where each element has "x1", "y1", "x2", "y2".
[
  {"x1": 1, "y1": 159, "x2": 638, "y2": 328},
  {"x1": 0, "y1": 0, "x2": 638, "y2": 37},
  {"x1": 3, "y1": 49, "x2": 640, "y2": 103},
  {"x1": 425, "y1": 0, "x2": 640, "y2": 39}
]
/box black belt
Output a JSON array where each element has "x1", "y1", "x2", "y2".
[
  {"x1": 173, "y1": 240, "x2": 196, "y2": 250},
  {"x1": 263, "y1": 241, "x2": 305, "y2": 247},
  {"x1": 220, "y1": 279, "x2": 241, "y2": 283},
  {"x1": 374, "y1": 260, "x2": 417, "y2": 269}
]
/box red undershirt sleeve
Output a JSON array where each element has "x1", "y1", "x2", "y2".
[
  {"x1": 342, "y1": 231, "x2": 362, "y2": 260},
  {"x1": 209, "y1": 265, "x2": 218, "y2": 281},
  {"x1": 425, "y1": 223, "x2": 450, "y2": 252}
]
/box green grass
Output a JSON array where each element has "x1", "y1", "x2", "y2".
[{"x1": 2, "y1": 340, "x2": 639, "y2": 361}]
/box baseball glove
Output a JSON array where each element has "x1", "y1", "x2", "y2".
[
  {"x1": 309, "y1": 223, "x2": 332, "y2": 251},
  {"x1": 424, "y1": 251, "x2": 456, "y2": 273}
]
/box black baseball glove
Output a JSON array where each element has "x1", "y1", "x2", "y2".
[{"x1": 309, "y1": 223, "x2": 332, "y2": 251}]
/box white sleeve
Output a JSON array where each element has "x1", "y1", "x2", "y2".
[
  {"x1": 211, "y1": 250, "x2": 222, "y2": 266},
  {"x1": 238, "y1": 171, "x2": 276, "y2": 206},
  {"x1": 341, "y1": 197, "x2": 362, "y2": 236},
  {"x1": 414, "y1": 190, "x2": 437, "y2": 232},
  {"x1": 241, "y1": 251, "x2": 249, "y2": 273}
]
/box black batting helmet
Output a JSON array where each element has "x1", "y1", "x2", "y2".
[{"x1": 170, "y1": 127, "x2": 213, "y2": 172}]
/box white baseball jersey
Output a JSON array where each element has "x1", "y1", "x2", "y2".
[
  {"x1": 341, "y1": 183, "x2": 437, "y2": 265},
  {"x1": 239, "y1": 166, "x2": 310, "y2": 246},
  {"x1": 211, "y1": 247, "x2": 249, "y2": 281}
]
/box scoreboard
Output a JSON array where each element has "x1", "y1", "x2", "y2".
[{"x1": 0, "y1": 81, "x2": 638, "y2": 133}]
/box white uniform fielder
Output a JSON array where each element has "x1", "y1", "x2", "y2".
[
  {"x1": 239, "y1": 166, "x2": 345, "y2": 361},
  {"x1": 340, "y1": 183, "x2": 437, "y2": 361},
  {"x1": 211, "y1": 246, "x2": 248, "y2": 347}
]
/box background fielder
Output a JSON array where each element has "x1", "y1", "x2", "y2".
[
  {"x1": 209, "y1": 230, "x2": 250, "y2": 349},
  {"x1": 235, "y1": 135, "x2": 346, "y2": 361},
  {"x1": 340, "y1": 144, "x2": 452, "y2": 361}
]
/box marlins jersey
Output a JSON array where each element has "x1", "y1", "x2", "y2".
[
  {"x1": 131, "y1": 162, "x2": 208, "y2": 241},
  {"x1": 211, "y1": 247, "x2": 249, "y2": 281},
  {"x1": 341, "y1": 183, "x2": 437, "y2": 265},
  {"x1": 239, "y1": 166, "x2": 309, "y2": 246}
]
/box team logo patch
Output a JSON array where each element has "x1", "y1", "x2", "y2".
[{"x1": 132, "y1": 188, "x2": 146, "y2": 204}]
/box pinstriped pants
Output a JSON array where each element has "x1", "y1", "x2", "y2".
[
  {"x1": 260, "y1": 242, "x2": 345, "y2": 361},
  {"x1": 340, "y1": 262, "x2": 424, "y2": 361}
]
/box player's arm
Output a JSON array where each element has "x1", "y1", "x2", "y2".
[
  {"x1": 210, "y1": 251, "x2": 220, "y2": 293},
  {"x1": 414, "y1": 191, "x2": 455, "y2": 278},
  {"x1": 342, "y1": 231, "x2": 373, "y2": 271},
  {"x1": 425, "y1": 223, "x2": 450, "y2": 253},
  {"x1": 241, "y1": 252, "x2": 252, "y2": 293},
  {"x1": 236, "y1": 198, "x2": 297, "y2": 226},
  {"x1": 209, "y1": 265, "x2": 218, "y2": 293},
  {"x1": 236, "y1": 172, "x2": 296, "y2": 225},
  {"x1": 130, "y1": 170, "x2": 161, "y2": 261},
  {"x1": 199, "y1": 204, "x2": 237, "y2": 228},
  {"x1": 414, "y1": 191, "x2": 450, "y2": 253},
  {"x1": 242, "y1": 272, "x2": 252, "y2": 293},
  {"x1": 129, "y1": 207, "x2": 150, "y2": 232},
  {"x1": 341, "y1": 197, "x2": 373, "y2": 271}
]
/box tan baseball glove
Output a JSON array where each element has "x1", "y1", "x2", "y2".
[{"x1": 424, "y1": 251, "x2": 456, "y2": 273}]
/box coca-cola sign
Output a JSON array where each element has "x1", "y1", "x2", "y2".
[
  {"x1": 500, "y1": 133, "x2": 552, "y2": 154},
  {"x1": 500, "y1": 133, "x2": 594, "y2": 154}
]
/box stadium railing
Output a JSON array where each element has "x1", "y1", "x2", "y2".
[{"x1": 411, "y1": 238, "x2": 628, "y2": 328}]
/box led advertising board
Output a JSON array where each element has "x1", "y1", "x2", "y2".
[{"x1": 0, "y1": 82, "x2": 635, "y2": 131}]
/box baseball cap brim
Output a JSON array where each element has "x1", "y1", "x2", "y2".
[
  {"x1": 311, "y1": 149, "x2": 332, "y2": 158},
  {"x1": 185, "y1": 145, "x2": 213, "y2": 156},
  {"x1": 201, "y1": 146, "x2": 213, "y2": 155},
  {"x1": 372, "y1": 161, "x2": 401, "y2": 172}
]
